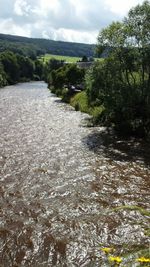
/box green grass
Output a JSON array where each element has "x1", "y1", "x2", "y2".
[
  {"x1": 70, "y1": 91, "x2": 89, "y2": 113},
  {"x1": 70, "y1": 91, "x2": 104, "y2": 122},
  {"x1": 95, "y1": 58, "x2": 104, "y2": 62},
  {"x1": 40, "y1": 53, "x2": 103, "y2": 63},
  {"x1": 40, "y1": 54, "x2": 81, "y2": 63}
]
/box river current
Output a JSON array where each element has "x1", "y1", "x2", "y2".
[{"x1": 0, "y1": 82, "x2": 149, "y2": 266}]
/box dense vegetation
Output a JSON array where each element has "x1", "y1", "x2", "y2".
[
  {"x1": 45, "y1": 59, "x2": 85, "y2": 99},
  {"x1": 46, "y1": 1, "x2": 150, "y2": 138},
  {"x1": 0, "y1": 33, "x2": 95, "y2": 58},
  {"x1": 86, "y1": 0, "x2": 150, "y2": 137},
  {"x1": 0, "y1": 51, "x2": 44, "y2": 87},
  {"x1": 44, "y1": 57, "x2": 103, "y2": 120}
]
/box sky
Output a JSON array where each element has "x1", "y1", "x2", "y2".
[{"x1": 0, "y1": 0, "x2": 144, "y2": 44}]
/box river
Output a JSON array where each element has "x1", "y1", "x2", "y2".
[{"x1": 0, "y1": 82, "x2": 149, "y2": 266}]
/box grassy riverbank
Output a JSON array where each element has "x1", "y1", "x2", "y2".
[
  {"x1": 70, "y1": 91, "x2": 104, "y2": 124},
  {"x1": 50, "y1": 87, "x2": 104, "y2": 125}
]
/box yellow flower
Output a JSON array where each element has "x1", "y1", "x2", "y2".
[
  {"x1": 101, "y1": 247, "x2": 115, "y2": 254},
  {"x1": 109, "y1": 256, "x2": 122, "y2": 264},
  {"x1": 136, "y1": 257, "x2": 150, "y2": 263}
]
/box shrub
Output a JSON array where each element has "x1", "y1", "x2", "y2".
[{"x1": 70, "y1": 92, "x2": 89, "y2": 113}]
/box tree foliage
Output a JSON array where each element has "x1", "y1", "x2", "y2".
[
  {"x1": 49, "y1": 64, "x2": 85, "y2": 90},
  {"x1": 0, "y1": 51, "x2": 19, "y2": 84},
  {"x1": 16, "y1": 54, "x2": 35, "y2": 80},
  {"x1": 0, "y1": 51, "x2": 44, "y2": 87},
  {"x1": 86, "y1": 1, "x2": 150, "y2": 137}
]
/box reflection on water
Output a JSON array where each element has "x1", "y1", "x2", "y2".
[{"x1": 0, "y1": 82, "x2": 150, "y2": 266}]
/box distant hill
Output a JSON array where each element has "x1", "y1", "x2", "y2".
[{"x1": 0, "y1": 33, "x2": 95, "y2": 58}]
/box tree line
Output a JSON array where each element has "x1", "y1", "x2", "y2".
[{"x1": 0, "y1": 51, "x2": 44, "y2": 87}]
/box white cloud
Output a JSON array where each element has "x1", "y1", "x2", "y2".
[
  {"x1": 33, "y1": 0, "x2": 61, "y2": 18},
  {"x1": 40, "y1": 0, "x2": 60, "y2": 14},
  {"x1": 0, "y1": 0, "x2": 145, "y2": 43},
  {"x1": 14, "y1": 0, "x2": 31, "y2": 16},
  {"x1": 105, "y1": 0, "x2": 144, "y2": 16},
  {"x1": 0, "y1": 18, "x2": 31, "y2": 37},
  {"x1": 41, "y1": 27, "x2": 98, "y2": 43}
]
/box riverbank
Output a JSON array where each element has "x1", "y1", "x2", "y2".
[{"x1": 50, "y1": 86, "x2": 104, "y2": 126}]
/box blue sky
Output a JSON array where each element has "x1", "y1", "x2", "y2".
[{"x1": 0, "y1": 0, "x2": 144, "y2": 43}]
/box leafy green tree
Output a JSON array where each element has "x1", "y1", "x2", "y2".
[
  {"x1": 0, "y1": 51, "x2": 19, "y2": 84},
  {"x1": 16, "y1": 54, "x2": 35, "y2": 80},
  {"x1": 44, "y1": 59, "x2": 64, "y2": 82},
  {"x1": 34, "y1": 60, "x2": 44, "y2": 80},
  {"x1": 86, "y1": 1, "x2": 150, "y2": 136},
  {"x1": 65, "y1": 64, "x2": 85, "y2": 86},
  {"x1": 46, "y1": 63, "x2": 85, "y2": 89},
  {"x1": 50, "y1": 68, "x2": 66, "y2": 90}
]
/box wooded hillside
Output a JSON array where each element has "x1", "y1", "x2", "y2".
[{"x1": 0, "y1": 33, "x2": 95, "y2": 58}]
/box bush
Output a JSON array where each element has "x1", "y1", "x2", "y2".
[
  {"x1": 61, "y1": 88, "x2": 70, "y2": 102},
  {"x1": 70, "y1": 92, "x2": 89, "y2": 113},
  {"x1": 90, "y1": 106, "x2": 105, "y2": 124}
]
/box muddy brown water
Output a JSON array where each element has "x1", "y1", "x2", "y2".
[{"x1": 0, "y1": 82, "x2": 149, "y2": 267}]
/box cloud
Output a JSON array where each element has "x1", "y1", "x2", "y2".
[
  {"x1": 105, "y1": 0, "x2": 144, "y2": 16},
  {"x1": 0, "y1": 0, "x2": 145, "y2": 43},
  {"x1": 14, "y1": 0, "x2": 31, "y2": 16},
  {"x1": 42, "y1": 27, "x2": 98, "y2": 44},
  {"x1": 0, "y1": 18, "x2": 31, "y2": 37}
]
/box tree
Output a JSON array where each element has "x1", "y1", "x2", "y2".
[
  {"x1": 50, "y1": 68, "x2": 66, "y2": 90},
  {"x1": 81, "y1": 55, "x2": 88, "y2": 62},
  {"x1": 65, "y1": 64, "x2": 85, "y2": 86},
  {"x1": 16, "y1": 54, "x2": 35, "y2": 80},
  {"x1": 44, "y1": 59, "x2": 65, "y2": 82},
  {"x1": 86, "y1": 1, "x2": 150, "y2": 136},
  {"x1": 34, "y1": 60, "x2": 44, "y2": 80},
  {"x1": 0, "y1": 51, "x2": 19, "y2": 84}
]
